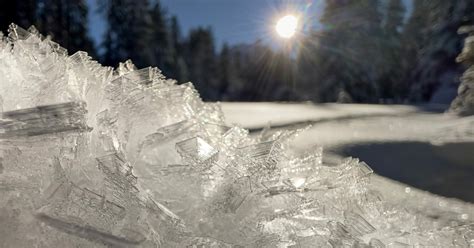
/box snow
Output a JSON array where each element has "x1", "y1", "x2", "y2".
[
  {"x1": 222, "y1": 102, "x2": 434, "y2": 129},
  {"x1": 222, "y1": 102, "x2": 473, "y2": 145}
]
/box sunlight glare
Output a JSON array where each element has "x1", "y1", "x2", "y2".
[{"x1": 276, "y1": 15, "x2": 298, "y2": 38}]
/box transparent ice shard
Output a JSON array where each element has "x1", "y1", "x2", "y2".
[
  {"x1": 369, "y1": 238, "x2": 386, "y2": 248},
  {"x1": 238, "y1": 139, "x2": 282, "y2": 170},
  {"x1": 36, "y1": 159, "x2": 137, "y2": 245},
  {"x1": 69, "y1": 51, "x2": 112, "y2": 80},
  {"x1": 180, "y1": 236, "x2": 237, "y2": 247},
  {"x1": 176, "y1": 136, "x2": 218, "y2": 168},
  {"x1": 343, "y1": 211, "x2": 376, "y2": 237},
  {"x1": 154, "y1": 119, "x2": 196, "y2": 138},
  {"x1": 209, "y1": 176, "x2": 253, "y2": 214},
  {"x1": 357, "y1": 161, "x2": 374, "y2": 177},
  {"x1": 137, "y1": 120, "x2": 197, "y2": 175},
  {"x1": 8, "y1": 23, "x2": 35, "y2": 41},
  {"x1": 122, "y1": 67, "x2": 163, "y2": 85},
  {"x1": 201, "y1": 122, "x2": 232, "y2": 141},
  {"x1": 0, "y1": 102, "x2": 91, "y2": 138},
  {"x1": 96, "y1": 110, "x2": 120, "y2": 152},
  {"x1": 328, "y1": 221, "x2": 359, "y2": 247},
  {"x1": 36, "y1": 186, "x2": 132, "y2": 240},
  {"x1": 386, "y1": 241, "x2": 410, "y2": 247},
  {"x1": 281, "y1": 147, "x2": 323, "y2": 190},
  {"x1": 96, "y1": 152, "x2": 139, "y2": 205},
  {"x1": 117, "y1": 59, "x2": 137, "y2": 75},
  {"x1": 144, "y1": 195, "x2": 185, "y2": 228},
  {"x1": 302, "y1": 157, "x2": 373, "y2": 191}
]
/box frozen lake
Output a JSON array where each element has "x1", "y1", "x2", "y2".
[{"x1": 222, "y1": 102, "x2": 474, "y2": 203}]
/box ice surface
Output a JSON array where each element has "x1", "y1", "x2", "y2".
[{"x1": 0, "y1": 24, "x2": 473, "y2": 247}]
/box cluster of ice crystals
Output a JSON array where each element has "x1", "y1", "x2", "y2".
[{"x1": 0, "y1": 24, "x2": 472, "y2": 247}]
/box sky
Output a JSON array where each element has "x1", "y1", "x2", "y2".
[
  {"x1": 87, "y1": 0, "x2": 412, "y2": 51},
  {"x1": 87, "y1": 0, "x2": 325, "y2": 50},
  {"x1": 158, "y1": 0, "x2": 324, "y2": 46}
]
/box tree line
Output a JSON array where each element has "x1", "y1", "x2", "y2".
[
  {"x1": 298, "y1": 0, "x2": 474, "y2": 103},
  {"x1": 1, "y1": 0, "x2": 473, "y2": 103}
]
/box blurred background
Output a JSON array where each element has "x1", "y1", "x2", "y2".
[
  {"x1": 1, "y1": 0, "x2": 473, "y2": 104},
  {"x1": 1, "y1": 0, "x2": 473, "y2": 202}
]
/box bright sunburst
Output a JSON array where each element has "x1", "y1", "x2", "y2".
[{"x1": 275, "y1": 15, "x2": 298, "y2": 38}]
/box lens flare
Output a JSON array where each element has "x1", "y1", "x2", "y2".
[{"x1": 276, "y1": 15, "x2": 298, "y2": 38}]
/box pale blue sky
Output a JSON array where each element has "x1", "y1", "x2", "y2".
[{"x1": 87, "y1": 0, "x2": 412, "y2": 51}]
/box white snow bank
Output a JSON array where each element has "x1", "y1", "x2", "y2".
[{"x1": 222, "y1": 102, "x2": 426, "y2": 129}]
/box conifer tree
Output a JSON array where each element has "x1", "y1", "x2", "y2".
[
  {"x1": 37, "y1": 0, "x2": 95, "y2": 55},
  {"x1": 409, "y1": 1, "x2": 471, "y2": 102},
  {"x1": 184, "y1": 27, "x2": 219, "y2": 100},
  {"x1": 165, "y1": 16, "x2": 188, "y2": 82},
  {"x1": 379, "y1": 0, "x2": 406, "y2": 100},
  {"x1": 299, "y1": 0, "x2": 384, "y2": 102},
  {"x1": 149, "y1": 1, "x2": 170, "y2": 71},
  {"x1": 384, "y1": 0, "x2": 405, "y2": 34},
  {"x1": 217, "y1": 44, "x2": 233, "y2": 99},
  {"x1": 0, "y1": 1, "x2": 37, "y2": 33},
  {"x1": 101, "y1": 0, "x2": 152, "y2": 67}
]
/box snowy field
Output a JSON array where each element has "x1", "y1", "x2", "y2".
[{"x1": 222, "y1": 102, "x2": 474, "y2": 223}]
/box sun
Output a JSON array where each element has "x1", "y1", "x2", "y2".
[{"x1": 275, "y1": 15, "x2": 298, "y2": 38}]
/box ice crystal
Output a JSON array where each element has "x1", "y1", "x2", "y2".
[{"x1": 0, "y1": 24, "x2": 472, "y2": 247}]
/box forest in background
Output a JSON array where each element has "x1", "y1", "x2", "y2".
[{"x1": 1, "y1": 0, "x2": 473, "y2": 103}]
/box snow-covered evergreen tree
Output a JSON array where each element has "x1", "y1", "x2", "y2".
[
  {"x1": 379, "y1": 0, "x2": 407, "y2": 100},
  {"x1": 450, "y1": 26, "x2": 474, "y2": 115},
  {"x1": 298, "y1": 0, "x2": 385, "y2": 102},
  {"x1": 408, "y1": 1, "x2": 472, "y2": 103}
]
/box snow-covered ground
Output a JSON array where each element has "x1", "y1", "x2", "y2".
[
  {"x1": 222, "y1": 102, "x2": 474, "y2": 223},
  {"x1": 222, "y1": 102, "x2": 473, "y2": 150},
  {"x1": 222, "y1": 102, "x2": 431, "y2": 130}
]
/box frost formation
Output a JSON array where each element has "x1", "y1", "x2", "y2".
[{"x1": 0, "y1": 24, "x2": 473, "y2": 247}]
